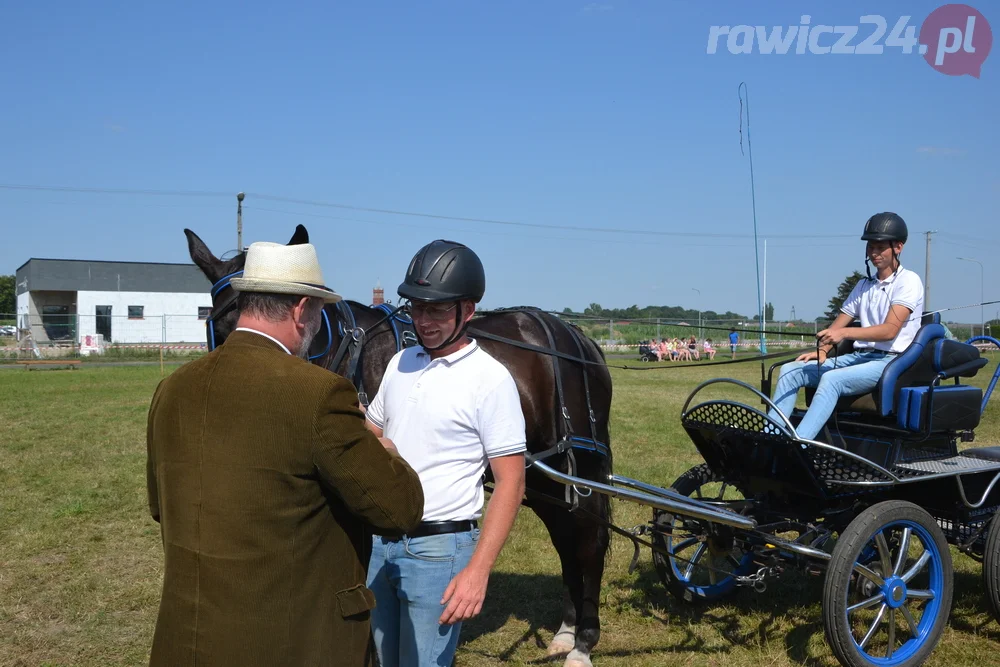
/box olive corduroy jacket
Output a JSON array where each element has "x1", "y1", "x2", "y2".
[{"x1": 146, "y1": 330, "x2": 424, "y2": 667}]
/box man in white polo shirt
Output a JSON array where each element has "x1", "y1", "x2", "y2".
[
  {"x1": 365, "y1": 240, "x2": 526, "y2": 667},
  {"x1": 769, "y1": 213, "x2": 924, "y2": 441}
]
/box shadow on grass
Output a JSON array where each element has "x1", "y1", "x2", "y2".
[
  {"x1": 459, "y1": 566, "x2": 831, "y2": 665},
  {"x1": 948, "y1": 568, "x2": 1000, "y2": 640},
  {"x1": 458, "y1": 572, "x2": 562, "y2": 662},
  {"x1": 459, "y1": 549, "x2": 1000, "y2": 664},
  {"x1": 611, "y1": 564, "x2": 830, "y2": 666}
]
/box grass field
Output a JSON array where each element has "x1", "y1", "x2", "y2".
[{"x1": 2, "y1": 355, "x2": 1000, "y2": 666}]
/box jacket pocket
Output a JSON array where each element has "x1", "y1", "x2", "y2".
[{"x1": 337, "y1": 584, "x2": 376, "y2": 618}]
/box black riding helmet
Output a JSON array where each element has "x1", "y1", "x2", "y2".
[
  {"x1": 861, "y1": 212, "x2": 907, "y2": 280},
  {"x1": 398, "y1": 240, "x2": 486, "y2": 304},
  {"x1": 861, "y1": 212, "x2": 908, "y2": 243}
]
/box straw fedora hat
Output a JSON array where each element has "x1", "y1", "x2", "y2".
[{"x1": 230, "y1": 241, "x2": 342, "y2": 303}]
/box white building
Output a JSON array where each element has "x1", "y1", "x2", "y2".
[{"x1": 14, "y1": 258, "x2": 213, "y2": 345}]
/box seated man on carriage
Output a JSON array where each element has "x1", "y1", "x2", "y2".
[{"x1": 768, "y1": 213, "x2": 924, "y2": 442}]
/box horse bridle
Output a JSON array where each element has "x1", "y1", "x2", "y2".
[
  {"x1": 328, "y1": 301, "x2": 414, "y2": 407},
  {"x1": 205, "y1": 270, "x2": 333, "y2": 361}
]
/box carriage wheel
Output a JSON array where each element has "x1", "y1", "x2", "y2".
[
  {"x1": 982, "y1": 511, "x2": 1000, "y2": 622},
  {"x1": 651, "y1": 464, "x2": 755, "y2": 603},
  {"x1": 822, "y1": 500, "x2": 952, "y2": 667}
]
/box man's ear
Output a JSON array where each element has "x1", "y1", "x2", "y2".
[
  {"x1": 292, "y1": 296, "x2": 311, "y2": 327},
  {"x1": 462, "y1": 300, "x2": 477, "y2": 323}
]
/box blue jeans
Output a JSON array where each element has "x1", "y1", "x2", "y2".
[
  {"x1": 368, "y1": 529, "x2": 480, "y2": 667},
  {"x1": 769, "y1": 351, "x2": 894, "y2": 440}
]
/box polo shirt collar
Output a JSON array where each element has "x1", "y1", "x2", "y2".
[
  {"x1": 875, "y1": 266, "x2": 905, "y2": 286},
  {"x1": 416, "y1": 338, "x2": 479, "y2": 365}
]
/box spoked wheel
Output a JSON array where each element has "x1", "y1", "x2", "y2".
[
  {"x1": 651, "y1": 464, "x2": 755, "y2": 603},
  {"x1": 982, "y1": 511, "x2": 1000, "y2": 622},
  {"x1": 823, "y1": 500, "x2": 952, "y2": 667}
]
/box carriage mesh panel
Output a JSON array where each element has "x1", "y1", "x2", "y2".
[
  {"x1": 798, "y1": 445, "x2": 897, "y2": 484},
  {"x1": 683, "y1": 402, "x2": 787, "y2": 437},
  {"x1": 684, "y1": 402, "x2": 898, "y2": 486},
  {"x1": 936, "y1": 517, "x2": 988, "y2": 549}
]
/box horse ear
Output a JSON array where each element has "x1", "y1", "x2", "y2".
[
  {"x1": 185, "y1": 228, "x2": 222, "y2": 281},
  {"x1": 288, "y1": 224, "x2": 309, "y2": 245}
]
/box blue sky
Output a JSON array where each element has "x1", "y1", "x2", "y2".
[{"x1": 1, "y1": 1, "x2": 997, "y2": 322}]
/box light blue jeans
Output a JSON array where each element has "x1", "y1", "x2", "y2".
[
  {"x1": 769, "y1": 351, "x2": 895, "y2": 440},
  {"x1": 368, "y1": 529, "x2": 480, "y2": 667}
]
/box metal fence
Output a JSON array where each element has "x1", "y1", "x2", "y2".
[
  {"x1": 560, "y1": 317, "x2": 834, "y2": 350},
  {"x1": 0, "y1": 313, "x2": 207, "y2": 360}
]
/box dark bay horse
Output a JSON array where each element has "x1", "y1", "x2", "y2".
[{"x1": 186, "y1": 226, "x2": 614, "y2": 667}]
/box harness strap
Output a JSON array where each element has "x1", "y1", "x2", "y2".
[
  {"x1": 523, "y1": 310, "x2": 574, "y2": 442},
  {"x1": 470, "y1": 327, "x2": 598, "y2": 365},
  {"x1": 563, "y1": 321, "x2": 601, "y2": 450},
  {"x1": 519, "y1": 310, "x2": 580, "y2": 509}
]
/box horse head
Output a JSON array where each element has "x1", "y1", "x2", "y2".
[{"x1": 185, "y1": 224, "x2": 310, "y2": 349}]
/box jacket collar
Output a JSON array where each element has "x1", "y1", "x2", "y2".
[{"x1": 226, "y1": 329, "x2": 293, "y2": 355}]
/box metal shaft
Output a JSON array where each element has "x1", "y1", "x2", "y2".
[{"x1": 530, "y1": 460, "x2": 756, "y2": 530}]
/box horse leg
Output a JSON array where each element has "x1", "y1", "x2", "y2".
[
  {"x1": 563, "y1": 505, "x2": 608, "y2": 667},
  {"x1": 528, "y1": 499, "x2": 584, "y2": 660}
]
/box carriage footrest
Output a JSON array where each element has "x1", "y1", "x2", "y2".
[{"x1": 896, "y1": 385, "x2": 982, "y2": 432}]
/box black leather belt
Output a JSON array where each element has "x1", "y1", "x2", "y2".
[{"x1": 405, "y1": 520, "x2": 477, "y2": 539}]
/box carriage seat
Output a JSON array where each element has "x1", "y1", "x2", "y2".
[
  {"x1": 804, "y1": 314, "x2": 987, "y2": 433},
  {"x1": 874, "y1": 324, "x2": 989, "y2": 433}
]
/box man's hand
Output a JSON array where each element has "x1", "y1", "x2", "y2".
[
  {"x1": 795, "y1": 349, "x2": 826, "y2": 363},
  {"x1": 439, "y1": 564, "x2": 489, "y2": 625},
  {"x1": 378, "y1": 437, "x2": 398, "y2": 454},
  {"x1": 816, "y1": 328, "x2": 849, "y2": 347}
]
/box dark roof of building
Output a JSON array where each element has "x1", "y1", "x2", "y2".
[{"x1": 15, "y1": 258, "x2": 211, "y2": 295}]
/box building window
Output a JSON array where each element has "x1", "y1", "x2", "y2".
[
  {"x1": 128, "y1": 306, "x2": 144, "y2": 320},
  {"x1": 198, "y1": 307, "x2": 212, "y2": 320}
]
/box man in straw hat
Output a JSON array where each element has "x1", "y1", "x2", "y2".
[{"x1": 146, "y1": 240, "x2": 425, "y2": 667}]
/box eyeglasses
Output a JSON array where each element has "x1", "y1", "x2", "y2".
[{"x1": 405, "y1": 300, "x2": 458, "y2": 321}]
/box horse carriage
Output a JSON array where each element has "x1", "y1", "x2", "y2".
[
  {"x1": 638, "y1": 341, "x2": 656, "y2": 362},
  {"x1": 534, "y1": 314, "x2": 1000, "y2": 667},
  {"x1": 188, "y1": 225, "x2": 1000, "y2": 667}
]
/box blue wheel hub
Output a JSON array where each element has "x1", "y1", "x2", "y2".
[{"x1": 882, "y1": 576, "x2": 908, "y2": 610}]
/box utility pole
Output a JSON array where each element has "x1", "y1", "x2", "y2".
[
  {"x1": 924, "y1": 230, "x2": 936, "y2": 311},
  {"x1": 237, "y1": 192, "x2": 246, "y2": 253}
]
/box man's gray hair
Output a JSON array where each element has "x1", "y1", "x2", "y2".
[{"x1": 237, "y1": 292, "x2": 305, "y2": 322}]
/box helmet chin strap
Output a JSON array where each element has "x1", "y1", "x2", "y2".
[
  {"x1": 864, "y1": 244, "x2": 902, "y2": 281},
  {"x1": 416, "y1": 308, "x2": 470, "y2": 352}
]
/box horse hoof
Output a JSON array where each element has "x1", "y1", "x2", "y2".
[
  {"x1": 546, "y1": 640, "x2": 574, "y2": 658},
  {"x1": 564, "y1": 648, "x2": 593, "y2": 667}
]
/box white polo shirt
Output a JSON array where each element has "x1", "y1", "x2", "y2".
[
  {"x1": 841, "y1": 266, "x2": 924, "y2": 353},
  {"x1": 366, "y1": 339, "x2": 526, "y2": 522}
]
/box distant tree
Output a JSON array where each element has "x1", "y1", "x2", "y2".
[
  {"x1": 584, "y1": 303, "x2": 604, "y2": 316},
  {"x1": 562, "y1": 307, "x2": 574, "y2": 314},
  {"x1": 751, "y1": 302, "x2": 775, "y2": 322},
  {"x1": 0, "y1": 275, "x2": 14, "y2": 314},
  {"x1": 825, "y1": 271, "x2": 866, "y2": 321}
]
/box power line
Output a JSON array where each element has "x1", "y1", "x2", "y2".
[
  {"x1": 245, "y1": 204, "x2": 858, "y2": 248},
  {"x1": 0, "y1": 182, "x2": 857, "y2": 241},
  {"x1": 0, "y1": 183, "x2": 230, "y2": 198}
]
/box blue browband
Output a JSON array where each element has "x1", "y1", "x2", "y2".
[{"x1": 374, "y1": 302, "x2": 415, "y2": 353}]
